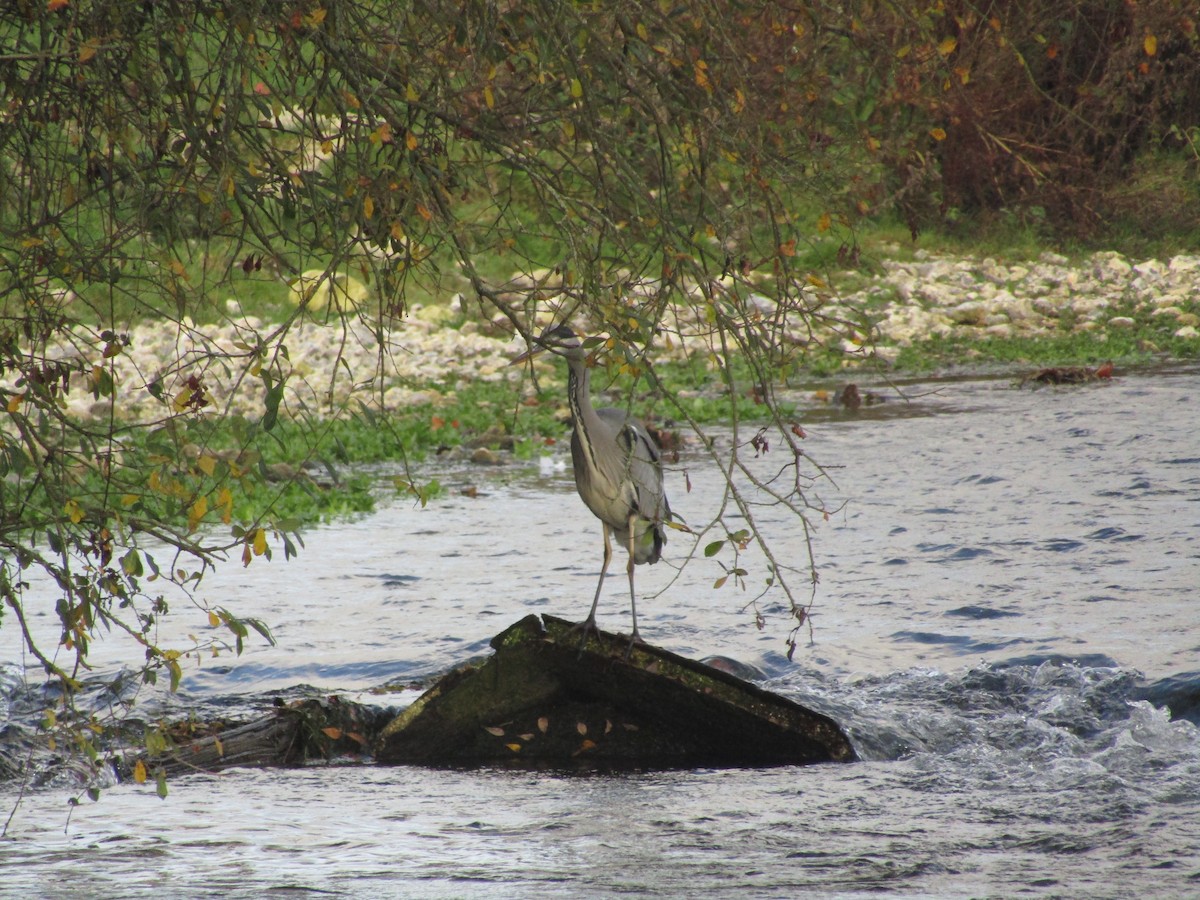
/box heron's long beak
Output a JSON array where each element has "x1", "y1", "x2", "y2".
[{"x1": 509, "y1": 344, "x2": 545, "y2": 366}]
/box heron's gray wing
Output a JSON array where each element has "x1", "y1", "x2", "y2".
[
  {"x1": 617, "y1": 418, "x2": 669, "y2": 523},
  {"x1": 579, "y1": 408, "x2": 668, "y2": 563}
]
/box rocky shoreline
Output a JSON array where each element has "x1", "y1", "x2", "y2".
[
  {"x1": 848, "y1": 248, "x2": 1200, "y2": 363},
  {"x1": 22, "y1": 249, "x2": 1200, "y2": 424}
]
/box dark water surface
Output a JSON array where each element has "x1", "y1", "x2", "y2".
[{"x1": 2, "y1": 365, "x2": 1199, "y2": 897}]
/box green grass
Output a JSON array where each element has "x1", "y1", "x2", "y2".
[{"x1": 34, "y1": 362, "x2": 756, "y2": 541}]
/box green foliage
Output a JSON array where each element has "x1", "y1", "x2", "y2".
[
  {"x1": 824, "y1": 0, "x2": 1200, "y2": 238},
  {"x1": 891, "y1": 322, "x2": 1188, "y2": 372}
]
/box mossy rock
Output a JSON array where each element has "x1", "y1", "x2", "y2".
[{"x1": 376, "y1": 614, "x2": 856, "y2": 768}]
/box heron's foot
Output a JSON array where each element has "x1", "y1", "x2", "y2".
[
  {"x1": 623, "y1": 629, "x2": 645, "y2": 661},
  {"x1": 569, "y1": 616, "x2": 598, "y2": 656}
]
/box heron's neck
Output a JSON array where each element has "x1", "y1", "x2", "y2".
[
  {"x1": 566, "y1": 356, "x2": 606, "y2": 472},
  {"x1": 565, "y1": 356, "x2": 592, "y2": 426}
]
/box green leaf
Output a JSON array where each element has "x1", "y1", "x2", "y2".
[
  {"x1": 703, "y1": 540, "x2": 724, "y2": 557},
  {"x1": 167, "y1": 657, "x2": 183, "y2": 692},
  {"x1": 263, "y1": 378, "x2": 285, "y2": 432},
  {"x1": 120, "y1": 549, "x2": 144, "y2": 577},
  {"x1": 246, "y1": 616, "x2": 277, "y2": 646}
]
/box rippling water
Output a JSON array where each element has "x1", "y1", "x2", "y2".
[{"x1": 2, "y1": 365, "x2": 1199, "y2": 897}]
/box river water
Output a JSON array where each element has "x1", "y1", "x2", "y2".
[{"x1": 2, "y1": 365, "x2": 1199, "y2": 898}]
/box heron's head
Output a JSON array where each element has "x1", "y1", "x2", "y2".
[{"x1": 510, "y1": 323, "x2": 586, "y2": 365}]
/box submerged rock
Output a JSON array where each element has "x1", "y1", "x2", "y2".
[{"x1": 375, "y1": 614, "x2": 856, "y2": 768}]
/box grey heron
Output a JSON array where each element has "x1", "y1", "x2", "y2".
[{"x1": 513, "y1": 324, "x2": 670, "y2": 647}]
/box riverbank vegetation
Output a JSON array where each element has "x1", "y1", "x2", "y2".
[{"x1": 2, "y1": 0, "x2": 1198, "y2": 802}]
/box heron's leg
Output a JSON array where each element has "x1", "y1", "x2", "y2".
[
  {"x1": 585, "y1": 523, "x2": 613, "y2": 625},
  {"x1": 625, "y1": 514, "x2": 641, "y2": 655},
  {"x1": 575, "y1": 524, "x2": 612, "y2": 651}
]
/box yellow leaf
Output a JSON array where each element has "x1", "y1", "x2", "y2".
[
  {"x1": 1144, "y1": 34, "x2": 1157, "y2": 56},
  {"x1": 217, "y1": 487, "x2": 233, "y2": 524},
  {"x1": 208, "y1": 611, "x2": 221, "y2": 627},
  {"x1": 322, "y1": 727, "x2": 343, "y2": 740},
  {"x1": 133, "y1": 760, "x2": 147, "y2": 784},
  {"x1": 416, "y1": 203, "x2": 432, "y2": 221},
  {"x1": 6, "y1": 393, "x2": 23, "y2": 413},
  {"x1": 484, "y1": 725, "x2": 505, "y2": 737},
  {"x1": 483, "y1": 85, "x2": 495, "y2": 109},
  {"x1": 732, "y1": 88, "x2": 745, "y2": 114},
  {"x1": 252, "y1": 527, "x2": 267, "y2": 556},
  {"x1": 306, "y1": 7, "x2": 327, "y2": 26},
  {"x1": 817, "y1": 212, "x2": 832, "y2": 233},
  {"x1": 121, "y1": 494, "x2": 139, "y2": 507},
  {"x1": 405, "y1": 83, "x2": 419, "y2": 102},
  {"x1": 78, "y1": 37, "x2": 100, "y2": 63},
  {"x1": 363, "y1": 195, "x2": 374, "y2": 220},
  {"x1": 405, "y1": 131, "x2": 418, "y2": 151},
  {"x1": 187, "y1": 496, "x2": 208, "y2": 530},
  {"x1": 930, "y1": 127, "x2": 947, "y2": 141},
  {"x1": 938, "y1": 36, "x2": 957, "y2": 56},
  {"x1": 64, "y1": 499, "x2": 84, "y2": 524},
  {"x1": 569, "y1": 78, "x2": 583, "y2": 99},
  {"x1": 506, "y1": 743, "x2": 522, "y2": 752},
  {"x1": 197, "y1": 455, "x2": 217, "y2": 476},
  {"x1": 636, "y1": 22, "x2": 648, "y2": 41}
]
